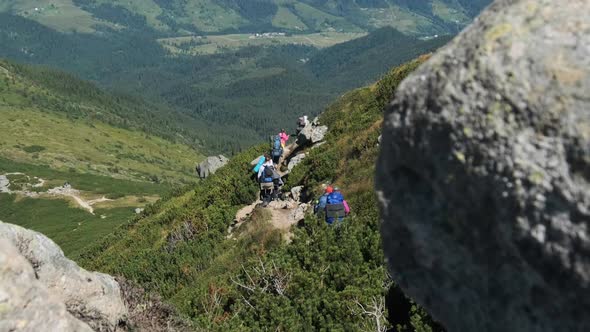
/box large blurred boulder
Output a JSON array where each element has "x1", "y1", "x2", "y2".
[
  {"x1": 0, "y1": 221, "x2": 127, "y2": 331},
  {"x1": 0, "y1": 239, "x2": 93, "y2": 332},
  {"x1": 196, "y1": 155, "x2": 229, "y2": 179},
  {"x1": 376, "y1": 0, "x2": 590, "y2": 331}
]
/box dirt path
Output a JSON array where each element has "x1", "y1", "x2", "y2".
[
  {"x1": 232, "y1": 140, "x2": 309, "y2": 236},
  {"x1": 47, "y1": 186, "x2": 112, "y2": 215},
  {"x1": 269, "y1": 208, "x2": 297, "y2": 231},
  {"x1": 0, "y1": 172, "x2": 113, "y2": 214},
  {"x1": 231, "y1": 198, "x2": 307, "y2": 238},
  {"x1": 234, "y1": 200, "x2": 260, "y2": 223}
]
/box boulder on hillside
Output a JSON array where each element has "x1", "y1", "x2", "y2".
[
  {"x1": 288, "y1": 203, "x2": 309, "y2": 224},
  {"x1": 288, "y1": 153, "x2": 307, "y2": 172},
  {"x1": 0, "y1": 239, "x2": 93, "y2": 332},
  {"x1": 290, "y1": 186, "x2": 304, "y2": 202},
  {"x1": 196, "y1": 155, "x2": 229, "y2": 179},
  {"x1": 296, "y1": 119, "x2": 328, "y2": 146},
  {"x1": 376, "y1": 1, "x2": 590, "y2": 331},
  {"x1": 0, "y1": 221, "x2": 128, "y2": 331}
]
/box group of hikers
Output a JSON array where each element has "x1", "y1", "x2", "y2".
[
  {"x1": 252, "y1": 116, "x2": 350, "y2": 224},
  {"x1": 252, "y1": 128, "x2": 289, "y2": 207}
]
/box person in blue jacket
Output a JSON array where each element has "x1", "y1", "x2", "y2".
[{"x1": 314, "y1": 186, "x2": 333, "y2": 214}]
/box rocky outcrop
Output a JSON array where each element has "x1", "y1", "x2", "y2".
[
  {"x1": 0, "y1": 239, "x2": 93, "y2": 332},
  {"x1": 376, "y1": 1, "x2": 590, "y2": 331},
  {"x1": 290, "y1": 186, "x2": 304, "y2": 202},
  {"x1": 296, "y1": 118, "x2": 328, "y2": 146},
  {"x1": 288, "y1": 203, "x2": 309, "y2": 224},
  {"x1": 288, "y1": 153, "x2": 307, "y2": 172},
  {"x1": 0, "y1": 221, "x2": 128, "y2": 331},
  {"x1": 196, "y1": 155, "x2": 229, "y2": 179}
]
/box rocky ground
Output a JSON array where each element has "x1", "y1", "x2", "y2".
[{"x1": 0, "y1": 221, "x2": 127, "y2": 331}]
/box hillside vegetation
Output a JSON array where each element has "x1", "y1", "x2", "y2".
[
  {"x1": 0, "y1": 60, "x2": 201, "y2": 182},
  {"x1": 0, "y1": 0, "x2": 488, "y2": 35},
  {"x1": 0, "y1": 60, "x2": 203, "y2": 257},
  {"x1": 79, "y1": 57, "x2": 442, "y2": 331}
]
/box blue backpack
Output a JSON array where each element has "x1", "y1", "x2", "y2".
[
  {"x1": 261, "y1": 166, "x2": 274, "y2": 183},
  {"x1": 327, "y1": 192, "x2": 344, "y2": 204},
  {"x1": 325, "y1": 192, "x2": 345, "y2": 221},
  {"x1": 272, "y1": 136, "x2": 282, "y2": 157}
]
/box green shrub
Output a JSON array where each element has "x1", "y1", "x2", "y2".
[
  {"x1": 77, "y1": 58, "x2": 441, "y2": 331},
  {"x1": 22, "y1": 145, "x2": 46, "y2": 153}
]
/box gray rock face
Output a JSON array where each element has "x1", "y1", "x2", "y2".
[
  {"x1": 376, "y1": 1, "x2": 590, "y2": 331},
  {"x1": 0, "y1": 221, "x2": 128, "y2": 331},
  {"x1": 288, "y1": 153, "x2": 307, "y2": 172},
  {"x1": 288, "y1": 203, "x2": 309, "y2": 223},
  {"x1": 0, "y1": 239, "x2": 93, "y2": 332},
  {"x1": 297, "y1": 122, "x2": 328, "y2": 146},
  {"x1": 196, "y1": 155, "x2": 229, "y2": 179},
  {"x1": 290, "y1": 186, "x2": 304, "y2": 202}
]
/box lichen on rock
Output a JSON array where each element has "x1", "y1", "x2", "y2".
[{"x1": 376, "y1": 0, "x2": 590, "y2": 331}]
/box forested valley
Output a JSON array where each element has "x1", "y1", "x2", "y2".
[{"x1": 1, "y1": 6, "x2": 454, "y2": 153}]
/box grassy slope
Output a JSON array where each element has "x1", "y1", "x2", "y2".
[
  {"x1": 0, "y1": 60, "x2": 202, "y2": 183},
  {"x1": 0, "y1": 60, "x2": 203, "y2": 256},
  {"x1": 0, "y1": 194, "x2": 134, "y2": 257},
  {"x1": 0, "y1": 0, "x2": 105, "y2": 33},
  {"x1": 158, "y1": 32, "x2": 367, "y2": 55},
  {"x1": 0, "y1": 107, "x2": 197, "y2": 183},
  {"x1": 78, "y1": 57, "x2": 440, "y2": 331}
]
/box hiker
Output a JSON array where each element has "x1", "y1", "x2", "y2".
[
  {"x1": 324, "y1": 187, "x2": 350, "y2": 224},
  {"x1": 314, "y1": 185, "x2": 333, "y2": 214},
  {"x1": 257, "y1": 155, "x2": 274, "y2": 181},
  {"x1": 279, "y1": 129, "x2": 289, "y2": 148},
  {"x1": 259, "y1": 163, "x2": 275, "y2": 206},
  {"x1": 271, "y1": 135, "x2": 283, "y2": 164},
  {"x1": 258, "y1": 160, "x2": 283, "y2": 206},
  {"x1": 270, "y1": 165, "x2": 284, "y2": 200},
  {"x1": 296, "y1": 116, "x2": 309, "y2": 135}
]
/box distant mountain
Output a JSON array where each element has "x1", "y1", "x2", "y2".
[{"x1": 0, "y1": 0, "x2": 490, "y2": 36}]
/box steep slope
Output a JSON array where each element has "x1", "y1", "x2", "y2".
[
  {"x1": 78, "y1": 57, "x2": 441, "y2": 330},
  {"x1": 0, "y1": 59, "x2": 201, "y2": 182},
  {"x1": 0, "y1": 60, "x2": 204, "y2": 257}
]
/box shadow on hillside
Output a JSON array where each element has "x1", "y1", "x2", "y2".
[{"x1": 386, "y1": 284, "x2": 447, "y2": 332}]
